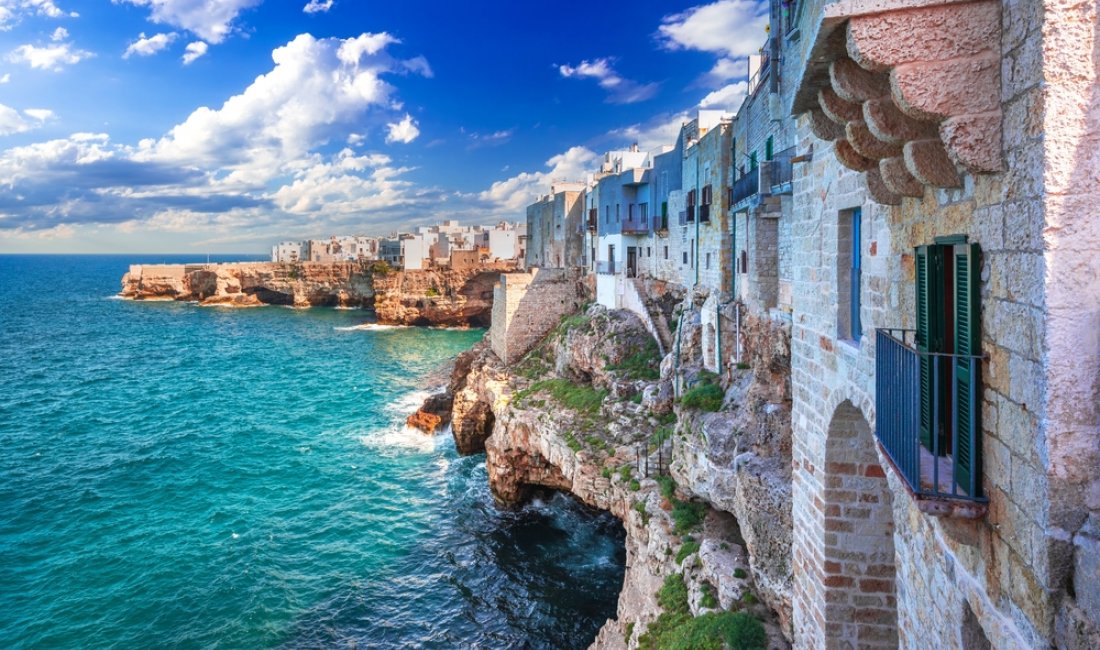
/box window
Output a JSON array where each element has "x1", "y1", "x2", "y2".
[
  {"x1": 750, "y1": 151, "x2": 758, "y2": 171},
  {"x1": 765, "y1": 135, "x2": 774, "y2": 161},
  {"x1": 616, "y1": 203, "x2": 620, "y2": 222},
  {"x1": 664, "y1": 246, "x2": 669, "y2": 260},
  {"x1": 837, "y1": 208, "x2": 862, "y2": 343},
  {"x1": 705, "y1": 252, "x2": 711, "y2": 269},
  {"x1": 647, "y1": 247, "x2": 651, "y2": 257},
  {"x1": 682, "y1": 251, "x2": 688, "y2": 265}
]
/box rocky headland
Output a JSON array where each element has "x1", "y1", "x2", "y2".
[
  {"x1": 119, "y1": 261, "x2": 516, "y2": 326},
  {"x1": 434, "y1": 299, "x2": 795, "y2": 649}
]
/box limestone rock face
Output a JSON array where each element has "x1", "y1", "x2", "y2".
[
  {"x1": 120, "y1": 262, "x2": 373, "y2": 307},
  {"x1": 372, "y1": 266, "x2": 514, "y2": 327},
  {"x1": 120, "y1": 261, "x2": 516, "y2": 326},
  {"x1": 447, "y1": 305, "x2": 790, "y2": 649},
  {"x1": 552, "y1": 306, "x2": 655, "y2": 388},
  {"x1": 449, "y1": 340, "x2": 507, "y2": 454},
  {"x1": 671, "y1": 313, "x2": 795, "y2": 635}
]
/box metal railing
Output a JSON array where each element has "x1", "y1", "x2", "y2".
[
  {"x1": 622, "y1": 216, "x2": 649, "y2": 234},
  {"x1": 596, "y1": 260, "x2": 617, "y2": 274},
  {"x1": 767, "y1": 146, "x2": 795, "y2": 192},
  {"x1": 730, "y1": 167, "x2": 759, "y2": 205},
  {"x1": 875, "y1": 329, "x2": 986, "y2": 503},
  {"x1": 587, "y1": 208, "x2": 598, "y2": 231}
]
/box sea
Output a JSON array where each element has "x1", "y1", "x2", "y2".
[{"x1": 0, "y1": 255, "x2": 625, "y2": 649}]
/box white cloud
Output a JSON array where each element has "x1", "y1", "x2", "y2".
[
  {"x1": 8, "y1": 40, "x2": 92, "y2": 70},
  {"x1": 0, "y1": 1, "x2": 77, "y2": 30},
  {"x1": 558, "y1": 57, "x2": 658, "y2": 104},
  {"x1": 181, "y1": 40, "x2": 207, "y2": 64},
  {"x1": 480, "y1": 146, "x2": 597, "y2": 211},
  {"x1": 117, "y1": 0, "x2": 261, "y2": 44},
  {"x1": 0, "y1": 73, "x2": 9, "y2": 83},
  {"x1": 0, "y1": 103, "x2": 34, "y2": 135},
  {"x1": 50, "y1": 26, "x2": 66, "y2": 41},
  {"x1": 302, "y1": 0, "x2": 333, "y2": 13},
  {"x1": 0, "y1": 32, "x2": 442, "y2": 243},
  {"x1": 609, "y1": 112, "x2": 692, "y2": 152},
  {"x1": 142, "y1": 32, "x2": 426, "y2": 178},
  {"x1": 124, "y1": 32, "x2": 177, "y2": 58},
  {"x1": 659, "y1": 1, "x2": 770, "y2": 60},
  {"x1": 385, "y1": 113, "x2": 419, "y2": 144},
  {"x1": 22, "y1": 107, "x2": 53, "y2": 121},
  {"x1": 699, "y1": 81, "x2": 748, "y2": 113}
]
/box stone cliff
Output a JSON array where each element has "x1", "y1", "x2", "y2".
[
  {"x1": 445, "y1": 303, "x2": 795, "y2": 649},
  {"x1": 120, "y1": 261, "x2": 516, "y2": 326}
]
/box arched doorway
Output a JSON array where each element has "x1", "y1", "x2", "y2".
[{"x1": 821, "y1": 400, "x2": 898, "y2": 648}]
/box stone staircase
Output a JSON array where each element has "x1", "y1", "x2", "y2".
[{"x1": 631, "y1": 278, "x2": 674, "y2": 355}]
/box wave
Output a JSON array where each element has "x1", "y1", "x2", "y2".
[
  {"x1": 359, "y1": 425, "x2": 441, "y2": 454},
  {"x1": 333, "y1": 323, "x2": 410, "y2": 332}
]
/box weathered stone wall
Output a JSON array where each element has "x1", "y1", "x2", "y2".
[
  {"x1": 489, "y1": 268, "x2": 586, "y2": 365},
  {"x1": 786, "y1": 0, "x2": 1100, "y2": 647},
  {"x1": 681, "y1": 122, "x2": 733, "y2": 294}
]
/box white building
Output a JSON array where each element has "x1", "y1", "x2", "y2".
[{"x1": 271, "y1": 241, "x2": 303, "y2": 263}]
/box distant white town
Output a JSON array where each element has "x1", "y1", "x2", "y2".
[{"x1": 271, "y1": 220, "x2": 527, "y2": 270}]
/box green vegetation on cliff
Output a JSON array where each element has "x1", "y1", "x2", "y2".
[
  {"x1": 680, "y1": 371, "x2": 724, "y2": 412},
  {"x1": 512, "y1": 379, "x2": 606, "y2": 415},
  {"x1": 638, "y1": 573, "x2": 766, "y2": 650}
]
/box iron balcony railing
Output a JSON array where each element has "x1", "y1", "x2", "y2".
[
  {"x1": 623, "y1": 209, "x2": 649, "y2": 234},
  {"x1": 596, "y1": 260, "x2": 617, "y2": 274},
  {"x1": 875, "y1": 329, "x2": 986, "y2": 504},
  {"x1": 730, "y1": 167, "x2": 759, "y2": 205},
  {"x1": 766, "y1": 146, "x2": 795, "y2": 193}
]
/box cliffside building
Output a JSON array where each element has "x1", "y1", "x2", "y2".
[{"x1": 525, "y1": 181, "x2": 586, "y2": 269}]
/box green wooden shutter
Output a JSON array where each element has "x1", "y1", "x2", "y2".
[
  {"x1": 953, "y1": 243, "x2": 981, "y2": 495},
  {"x1": 766, "y1": 136, "x2": 774, "y2": 161},
  {"x1": 915, "y1": 245, "x2": 944, "y2": 451}
]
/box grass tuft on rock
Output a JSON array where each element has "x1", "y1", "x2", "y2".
[
  {"x1": 680, "y1": 373, "x2": 724, "y2": 412},
  {"x1": 607, "y1": 338, "x2": 661, "y2": 380},
  {"x1": 638, "y1": 573, "x2": 766, "y2": 650},
  {"x1": 512, "y1": 379, "x2": 607, "y2": 415},
  {"x1": 671, "y1": 499, "x2": 706, "y2": 534},
  {"x1": 676, "y1": 538, "x2": 701, "y2": 565}
]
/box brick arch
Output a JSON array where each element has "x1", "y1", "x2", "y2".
[{"x1": 821, "y1": 399, "x2": 898, "y2": 649}]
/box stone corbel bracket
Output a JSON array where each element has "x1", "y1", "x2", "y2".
[{"x1": 799, "y1": 0, "x2": 1002, "y2": 205}]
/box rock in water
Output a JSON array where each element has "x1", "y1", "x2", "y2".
[{"x1": 406, "y1": 392, "x2": 453, "y2": 434}]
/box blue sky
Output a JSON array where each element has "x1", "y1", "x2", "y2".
[{"x1": 0, "y1": 0, "x2": 768, "y2": 253}]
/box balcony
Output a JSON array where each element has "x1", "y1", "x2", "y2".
[
  {"x1": 875, "y1": 329, "x2": 987, "y2": 517},
  {"x1": 764, "y1": 146, "x2": 795, "y2": 194},
  {"x1": 596, "y1": 260, "x2": 617, "y2": 274},
  {"x1": 587, "y1": 208, "x2": 598, "y2": 231},
  {"x1": 730, "y1": 167, "x2": 760, "y2": 206},
  {"x1": 622, "y1": 216, "x2": 649, "y2": 234}
]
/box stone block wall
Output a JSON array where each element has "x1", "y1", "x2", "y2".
[
  {"x1": 490, "y1": 268, "x2": 586, "y2": 365},
  {"x1": 786, "y1": 0, "x2": 1100, "y2": 647}
]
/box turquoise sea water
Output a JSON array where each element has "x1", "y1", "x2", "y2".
[{"x1": 0, "y1": 255, "x2": 625, "y2": 649}]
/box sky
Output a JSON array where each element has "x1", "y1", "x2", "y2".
[{"x1": 0, "y1": 0, "x2": 769, "y2": 253}]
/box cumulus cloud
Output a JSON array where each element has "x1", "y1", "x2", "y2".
[
  {"x1": 558, "y1": 57, "x2": 658, "y2": 104},
  {"x1": 385, "y1": 113, "x2": 419, "y2": 144},
  {"x1": 124, "y1": 32, "x2": 177, "y2": 58},
  {"x1": 302, "y1": 0, "x2": 333, "y2": 13},
  {"x1": 0, "y1": 73, "x2": 9, "y2": 83},
  {"x1": 698, "y1": 81, "x2": 748, "y2": 113},
  {"x1": 658, "y1": 1, "x2": 770, "y2": 60},
  {"x1": 8, "y1": 40, "x2": 91, "y2": 70},
  {"x1": 0, "y1": 0, "x2": 78, "y2": 30},
  {"x1": 50, "y1": 26, "x2": 66, "y2": 41},
  {"x1": 0, "y1": 32, "x2": 438, "y2": 242},
  {"x1": 480, "y1": 146, "x2": 596, "y2": 212},
  {"x1": 116, "y1": 0, "x2": 261, "y2": 44},
  {"x1": 608, "y1": 112, "x2": 692, "y2": 152},
  {"x1": 0, "y1": 103, "x2": 52, "y2": 135},
  {"x1": 181, "y1": 40, "x2": 207, "y2": 64}
]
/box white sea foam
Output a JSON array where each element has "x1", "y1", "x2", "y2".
[
  {"x1": 359, "y1": 425, "x2": 440, "y2": 453},
  {"x1": 333, "y1": 323, "x2": 410, "y2": 332},
  {"x1": 386, "y1": 388, "x2": 437, "y2": 415},
  {"x1": 105, "y1": 294, "x2": 126, "y2": 301}
]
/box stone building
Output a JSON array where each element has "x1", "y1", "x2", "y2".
[
  {"x1": 525, "y1": 181, "x2": 586, "y2": 269},
  {"x1": 776, "y1": 0, "x2": 1100, "y2": 648}
]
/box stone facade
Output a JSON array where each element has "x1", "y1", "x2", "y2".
[
  {"x1": 489, "y1": 268, "x2": 587, "y2": 365},
  {"x1": 782, "y1": 0, "x2": 1100, "y2": 648}
]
